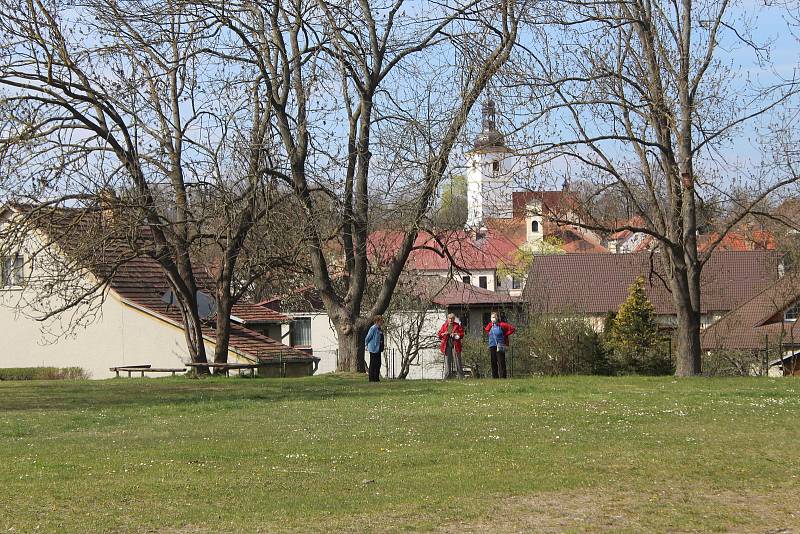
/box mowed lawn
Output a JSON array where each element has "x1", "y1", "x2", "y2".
[{"x1": 1, "y1": 375, "x2": 798, "y2": 533}]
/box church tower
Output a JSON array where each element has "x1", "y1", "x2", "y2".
[{"x1": 466, "y1": 100, "x2": 513, "y2": 228}]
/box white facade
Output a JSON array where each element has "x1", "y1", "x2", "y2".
[
  {"x1": 466, "y1": 148, "x2": 514, "y2": 227},
  {"x1": 609, "y1": 232, "x2": 648, "y2": 253},
  {"x1": 525, "y1": 200, "x2": 544, "y2": 247},
  {"x1": 285, "y1": 308, "x2": 459, "y2": 379},
  {"x1": 282, "y1": 312, "x2": 340, "y2": 374},
  {"x1": 0, "y1": 288, "x2": 225, "y2": 379},
  {"x1": 412, "y1": 267, "x2": 525, "y2": 294},
  {"x1": 0, "y1": 212, "x2": 276, "y2": 378}
]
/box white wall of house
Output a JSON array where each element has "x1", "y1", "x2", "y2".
[
  {"x1": 284, "y1": 312, "x2": 339, "y2": 374},
  {"x1": 414, "y1": 268, "x2": 500, "y2": 292},
  {"x1": 384, "y1": 308, "x2": 448, "y2": 380},
  {"x1": 583, "y1": 311, "x2": 722, "y2": 333},
  {"x1": 0, "y1": 289, "x2": 225, "y2": 379},
  {"x1": 618, "y1": 232, "x2": 647, "y2": 253},
  {"x1": 286, "y1": 307, "x2": 460, "y2": 379}
]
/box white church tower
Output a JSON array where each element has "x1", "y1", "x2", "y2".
[{"x1": 466, "y1": 100, "x2": 513, "y2": 228}]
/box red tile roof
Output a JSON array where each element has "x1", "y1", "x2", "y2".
[
  {"x1": 701, "y1": 271, "x2": 800, "y2": 350},
  {"x1": 523, "y1": 251, "x2": 780, "y2": 316},
  {"x1": 103, "y1": 256, "x2": 311, "y2": 362},
  {"x1": 697, "y1": 230, "x2": 776, "y2": 252},
  {"x1": 368, "y1": 228, "x2": 521, "y2": 272},
  {"x1": 511, "y1": 191, "x2": 578, "y2": 218},
  {"x1": 408, "y1": 276, "x2": 520, "y2": 307}
]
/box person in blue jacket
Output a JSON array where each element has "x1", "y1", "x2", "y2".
[
  {"x1": 364, "y1": 315, "x2": 385, "y2": 382},
  {"x1": 484, "y1": 312, "x2": 516, "y2": 378}
]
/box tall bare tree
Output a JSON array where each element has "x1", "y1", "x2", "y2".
[
  {"x1": 515, "y1": 0, "x2": 799, "y2": 375},
  {"x1": 208, "y1": 0, "x2": 522, "y2": 371}
]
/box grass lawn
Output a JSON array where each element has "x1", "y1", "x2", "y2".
[{"x1": 1, "y1": 375, "x2": 798, "y2": 533}]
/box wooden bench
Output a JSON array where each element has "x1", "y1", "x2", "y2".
[
  {"x1": 110, "y1": 365, "x2": 187, "y2": 378},
  {"x1": 184, "y1": 362, "x2": 260, "y2": 377}
]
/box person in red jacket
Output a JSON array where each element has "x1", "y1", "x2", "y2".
[
  {"x1": 484, "y1": 312, "x2": 516, "y2": 378},
  {"x1": 438, "y1": 313, "x2": 465, "y2": 379}
]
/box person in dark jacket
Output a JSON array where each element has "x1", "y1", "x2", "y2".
[
  {"x1": 364, "y1": 315, "x2": 385, "y2": 382},
  {"x1": 484, "y1": 312, "x2": 516, "y2": 378},
  {"x1": 437, "y1": 313, "x2": 465, "y2": 379}
]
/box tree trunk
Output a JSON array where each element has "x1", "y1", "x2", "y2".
[
  {"x1": 673, "y1": 301, "x2": 702, "y2": 376},
  {"x1": 667, "y1": 254, "x2": 703, "y2": 376},
  {"x1": 214, "y1": 292, "x2": 232, "y2": 368},
  {"x1": 336, "y1": 322, "x2": 366, "y2": 373},
  {"x1": 179, "y1": 301, "x2": 209, "y2": 374}
]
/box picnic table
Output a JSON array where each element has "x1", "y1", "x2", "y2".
[
  {"x1": 110, "y1": 365, "x2": 187, "y2": 378},
  {"x1": 184, "y1": 362, "x2": 260, "y2": 377}
]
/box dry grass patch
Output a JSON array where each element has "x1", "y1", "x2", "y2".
[{"x1": 438, "y1": 488, "x2": 800, "y2": 533}]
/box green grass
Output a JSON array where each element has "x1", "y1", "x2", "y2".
[
  {"x1": 1, "y1": 375, "x2": 798, "y2": 533},
  {"x1": 0, "y1": 366, "x2": 88, "y2": 380}
]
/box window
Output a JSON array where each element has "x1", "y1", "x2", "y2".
[
  {"x1": 511, "y1": 276, "x2": 522, "y2": 290},
  {"x1": 478, "y1": 276, "x2": 488, "y2": 289},
  {"x1": 786, "y1": 302, "x2": 800, "y2": 322},
  {"x1": 462, "y1": 276, "x2": 471, "y2": 285},
  {"x1": 1, "y1": 255, "x2": 24, "y2": 288},
  {"x1": 290, "y1": 317, "x2": 312, "y2": 346},
  {"x1": 496, "y1": 277, "x2": 501, "y2": 288},
  {"x1": 531, "y1": 220, "x2": 539, "y2": 233},
  {"x1": 492, "y1": 161, "x2": 500, "y2": 174}
]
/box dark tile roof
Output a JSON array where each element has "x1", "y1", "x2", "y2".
[
  {"x1": 231, "y1": 303, "x2": 289, "y2": 324},
  {"x1": 523, "y1": 251, "x2": 780, "y2": 316},
  {"x1": 11, "y1": 204, "x2": 311, "y2": 362},
  {"x1": 98, "y1": 256, "x2": 312, "y2": 362},
  {"x1": 701, "y1": 271, "x2": 800, "y2": 351}
]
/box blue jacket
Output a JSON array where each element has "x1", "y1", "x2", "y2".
[
  {"x1": 488, "y1": 323, "x2": 505, "y2": 348},
  {"x1": 365, "y1": 324, "x2": 384, "y2": 354}
]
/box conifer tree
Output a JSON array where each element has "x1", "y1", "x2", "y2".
[{"x1": 606, "y1": 277, "x2": 663, "y2": 374}]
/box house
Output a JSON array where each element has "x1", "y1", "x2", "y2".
[
  {"x1": 522, "y1": 251, "x2": 781, "y2": 332},
  {"x1": 701, "y1": 270, "x2": 800, "y2": 376},
  {"x1": 0, "y1": 205, "x2": 318, "y2": 378},
  {"x1": 266, "y1": 276, "x2": 521, "y2": 379},
  {"x1": 368, "y1": 226, "x2": 528, "y2": 296}
]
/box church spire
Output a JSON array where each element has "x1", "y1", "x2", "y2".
[{"x1": 473, "y1": 99, "x2": 505, "y2": 151}]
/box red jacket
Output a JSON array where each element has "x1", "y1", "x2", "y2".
[
  {"x1": 484, "y1": 321, "x2": 516, "y2": 346},
  {"x1": 438, "y1": 321, "x2": 465, "y2": 354}
]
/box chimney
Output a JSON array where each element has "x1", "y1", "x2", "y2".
[{"x1": 98, "y1": 187, "x2": 119, "y2": 223}]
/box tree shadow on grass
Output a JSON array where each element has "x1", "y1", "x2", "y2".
[{"x1": 0, "y1": 373, "x2": 448, "y2": 412}]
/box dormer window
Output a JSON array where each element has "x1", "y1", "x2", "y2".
[
  {"x1": 786, "y1": 301, "x2": 799, "y2": 322},
  {"x1": 531, "y1": 220, "x2": 539, "y2": 233}
]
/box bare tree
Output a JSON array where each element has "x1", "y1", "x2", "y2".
[
  {"x1": 383, "y1": 277, "x2": 447, "y2": 379},
  {"x1": 0, "y1": 0, "x2": 287, "y2": 368},
  {"x1": 208, "y1": 0, "x2": 522, "y2": 371},
  {"x1": 514, "y1": 0, "x2": 799, "y2": 375}
]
